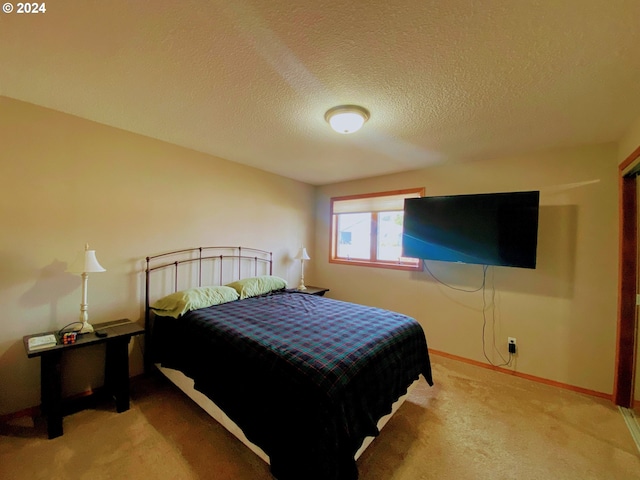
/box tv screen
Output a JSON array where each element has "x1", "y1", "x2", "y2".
[{"x1": 402, "y1": 191, "x2": 540, "y2": 269}]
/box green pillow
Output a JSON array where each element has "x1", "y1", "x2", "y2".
[
  {"x1": 150, "y1": 285, "x2": 239, "y2": 318},
  {"x1": 226, "y1": 275, "x2": 288, "y2": 299}
]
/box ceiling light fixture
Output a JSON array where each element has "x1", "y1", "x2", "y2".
[{"x1": 325, "y1": 105, "x2": 370, "y2": 134}]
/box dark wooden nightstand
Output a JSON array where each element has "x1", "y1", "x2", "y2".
[
  {"x1": 23, "y1": 319, "x2": 144, "y2": 439},
  {"x1": 295, "y1": 286, "x2": 330, "y2": 296}
]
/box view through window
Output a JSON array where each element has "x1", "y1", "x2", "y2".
[{"x1": 330, "y1": 188, "x2": 424, "y2": 270}]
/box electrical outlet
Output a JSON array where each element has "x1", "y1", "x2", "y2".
[{"x1": 508, "y1": 337, "x2": 517, "y2": 354}]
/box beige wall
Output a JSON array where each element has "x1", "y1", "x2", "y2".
[
  {"x1": 1, "y1": 94, "x2": 629, "y2": 414},
  {"x1": 316, "y1": 144, "x2": 618, "y2": 395},
  {"x1": 619, "y1": 114, "x2": 640, "y2": 164},
  {"x1": 0, "y1": 97, "x2": 315, "y2": 415}
]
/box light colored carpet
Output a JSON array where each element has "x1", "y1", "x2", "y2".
[{"x1": 1, "y1": 355, "x2": 638, "y2": 480}]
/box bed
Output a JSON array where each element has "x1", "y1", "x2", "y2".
[{"x1": 145, "y1": 246, "x2": 432, "y2": 480}]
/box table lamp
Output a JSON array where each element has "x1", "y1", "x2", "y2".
[
  {"x1": 295, "y1": 247, "x2": 310, "y2": 291},
  {"x1": 68, "y1": 243, "x2": 106, "y2": 333}
]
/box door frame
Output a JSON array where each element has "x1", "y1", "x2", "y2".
[{"x1": 615, "y1": 144, "x2": 640, "y2": 406}]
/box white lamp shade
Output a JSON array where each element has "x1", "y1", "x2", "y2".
[
  {"x1": 295, "y1": 247, "x2": 311, "y2": 261},
  {"x1": 68, "y1": 244, "x2": 106, "y2": 273},
  {"x1": 328, "y1": 112, "x2": 365, "y2": 134},
  {"x1": 325, "y1": 105, "x2": 370, "y2": 134}
]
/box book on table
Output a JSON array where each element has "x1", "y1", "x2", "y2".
[{"x1": 28, "y1": 334, "x2": 57, "y2": 350}]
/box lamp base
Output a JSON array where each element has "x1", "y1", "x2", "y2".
[
  {"x1": 78, "y1": 322, "x2": 94, "y2": 334},
  {"x1": 297, "y1": 283, "x2": 307, "y2": 291}
]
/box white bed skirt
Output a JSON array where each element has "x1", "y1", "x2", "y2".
[{"x1": 157, "y1": 364, "x2": 416, "y2": 463}]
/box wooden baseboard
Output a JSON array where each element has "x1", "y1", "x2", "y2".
[
  {"x1": 429, "y1": 349, "x2": 613, "y2": 401},
  {"x1": 0, "y1": 405, "x2": 40, "y2": 423},
  {"x1": 0, "y1": 357, "x2": 622, "y2": 422},
  {"x1": 0, "y1": 374, "x2": 149, "y2": 422},
  {"x1": 0, "y1": 386, "x2": 104, "y2": 423}
]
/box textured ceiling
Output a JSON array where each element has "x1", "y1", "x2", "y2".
[{"x1": 1, "y1": 0, "x2": 639, "y2": 185}]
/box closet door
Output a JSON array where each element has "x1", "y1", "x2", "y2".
[
  {"x1": 616, "y1": 153, "x2": 639, "y2": 408},
  {"x1": 635, "y1": 174, "x2": 640, "y2": 414}
]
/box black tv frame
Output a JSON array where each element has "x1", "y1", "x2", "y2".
[{"x1": 402, "y1": 191, "x2": 540, "y2": 269}]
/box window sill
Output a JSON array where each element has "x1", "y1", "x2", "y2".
[{"x1": 329, "y1": 258, "x2": 422, "y2": 272}]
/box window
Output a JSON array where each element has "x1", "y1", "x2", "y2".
[{"x1": 330, "y1": 188, "x2": 424, "y2": 270}]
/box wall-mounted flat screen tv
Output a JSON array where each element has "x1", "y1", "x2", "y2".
[{"x1": 402, "y1": 191, "x2": 540, "y2": 269}]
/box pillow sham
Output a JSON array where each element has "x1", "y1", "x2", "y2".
[
  {"x1": 225, "y1": 275, "x2": 288, "y2": 299},
  {"x1": 150, "y1": 285, "x2": 239, "y2": 318}
]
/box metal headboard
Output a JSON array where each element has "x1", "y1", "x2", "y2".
[{"x1": 144, "y1": 246, "x2": 273, "y2": 371}]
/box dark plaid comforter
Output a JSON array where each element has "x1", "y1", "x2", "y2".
[{"x1": 152, "y1": 291, "x2": 432, "y2": 480}]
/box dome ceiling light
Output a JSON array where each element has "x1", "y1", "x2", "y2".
[{"x1": 324, "y1": 105, "x2": 370, "y2": 134}]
